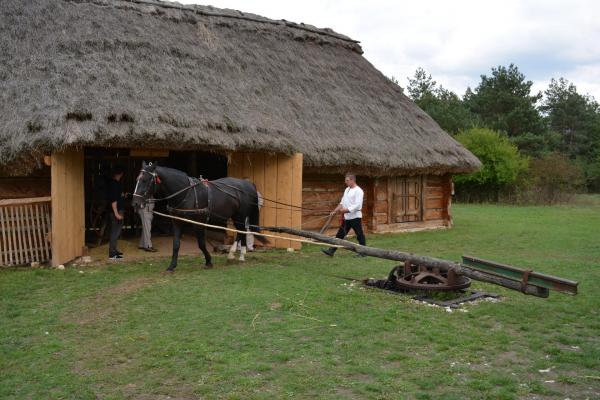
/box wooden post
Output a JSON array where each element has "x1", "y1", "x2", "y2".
[
  {"x1": 290, "y1": 153, "x2": 303, "y2": 249},
  {"x1": 51, "y1": 149, "x2": 85, "y2": 266}
]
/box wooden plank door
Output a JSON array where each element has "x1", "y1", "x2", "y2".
[{"x1": 389, "y1": 176, "x2": 423, "y2": 223}]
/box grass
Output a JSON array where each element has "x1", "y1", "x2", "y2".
[{"x1": 1, "y1": 200, "x2": 599, "y2": 399}]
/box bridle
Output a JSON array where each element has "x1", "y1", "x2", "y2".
[
  {"x1": 133, "y1": 167, "x2": 207, "y2": 207},
  {"x1": 132, "y1": 168, "x2": 161, "y2": 203}
]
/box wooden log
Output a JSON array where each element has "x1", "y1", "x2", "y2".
[{"x1": 262, "y1": 225, "x2": 550, "y2": 298}]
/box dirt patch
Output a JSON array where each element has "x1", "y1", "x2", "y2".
[
  {"x1": 63, "y1": 276, "x2": 163, "y2": 326},
  {"x1": 334, "y1": 386, "x2": 360, "y2": 399}
]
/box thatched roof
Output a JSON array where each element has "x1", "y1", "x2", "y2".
[{"x1": 0, "y1": 0, "x2": 480, "y2": 176}]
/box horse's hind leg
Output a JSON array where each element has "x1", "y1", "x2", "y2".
[
  {"x1": 167, "y1": 220, "x2": 182, "y2": 272},
  {"x1": 227, "y1": 236, "x2": 238, "y2": 261},
  {"x1": 233, "y1": 219, "x2": 248, "y2": 262},
  {"x1": 195, "y1": 227, "x2": 212, "y2": 268}
]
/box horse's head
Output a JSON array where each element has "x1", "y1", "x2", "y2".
[{"x1": 132, "y1": 161, "x2": 160, "y2": 208}]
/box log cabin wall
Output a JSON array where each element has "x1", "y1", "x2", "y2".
[
  {"x1": 303, "y1": 173, "x2": 453, "y2": 234},
  {"x1": 228, "y1": 152, "x2": 303, "y2": 249},
  {"x1": 0, "y1": 168, "x2": 51, "y2": 200},
  {"x1": 301, "y1": 174, "x2": 373, "y2": 235}
]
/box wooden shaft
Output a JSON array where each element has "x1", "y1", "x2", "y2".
[
  {"x1": 319, "y1": 213, "x2": 335, "y2": 234},
  {"x1": 263, "y1": 226, "x2": 549, "y2": 298}
]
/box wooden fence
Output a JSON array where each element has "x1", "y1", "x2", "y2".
[{"x1": 0, "y1": 196, "x2": 52, "y2": 266}]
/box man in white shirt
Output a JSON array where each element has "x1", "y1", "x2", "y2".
[{"x1": 321, "y1": 172, "x2": 367, "y2": 257}]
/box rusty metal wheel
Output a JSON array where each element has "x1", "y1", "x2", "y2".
[{"x1": 393, "y1": 260, "x2": 471, "y2": 291}]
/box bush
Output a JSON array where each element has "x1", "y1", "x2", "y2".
[
  {"x1": 454, "y1": 128, "x2": 528, "y2": 202},
  {"x1": 519, "y1": 153, "x2": 585, "y2": 204}
]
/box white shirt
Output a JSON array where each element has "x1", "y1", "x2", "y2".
[{"x1": 340, "y1": 185, "x2": 364, "y2": 220}]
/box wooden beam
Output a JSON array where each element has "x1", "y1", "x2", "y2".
[
  {"x1": 0, "y1": 196, "x2": 52, "y2": 206},
  {"x1": 261, "y1": 225, "x2": 551, "y2": 298},
  {"x1": 290, "y1": 153, "x2": 303, "y2": 250},
  {"x1": 51, "y1": 149, "x2": 85, "y2": 266}
]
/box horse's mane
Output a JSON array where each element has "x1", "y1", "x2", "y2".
[{"x1": 156, "y1": 165, "x2": 189, "y2": 179}]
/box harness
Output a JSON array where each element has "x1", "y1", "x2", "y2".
[{"x1": 134, "y1": 169, "x2": 214, "y2": 222}]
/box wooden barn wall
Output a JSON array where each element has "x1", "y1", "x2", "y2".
[
  {"x1": 51, "y1": 149, "x2": 85, "y2": 266},
  {"x1": 0, "y1": 167, "x2": 51, "y2": 200},
  {"x1": 228, "y1": 152, "x2": 303, "y2": 249},
  {"x1": 301, "y1": 174, "x2": 373, "y2": 234},
  {"x1": 423, "y1": 175, "x2": 452, "y2": 223}
]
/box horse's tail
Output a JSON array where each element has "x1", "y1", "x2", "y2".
[{"x1": 249, "y1": 195, "x2": 269, "y2": 245}]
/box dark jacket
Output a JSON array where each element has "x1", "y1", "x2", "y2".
[{"x1": 107, "y1": 178, "x2": 124, "y2": 210}]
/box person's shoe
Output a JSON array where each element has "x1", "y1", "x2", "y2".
[
  {"x1": 321, "y1": 248, "x2": 334, "y2": 257},
  {"x1": 116, "y1": 251, "x2": 123, "y2": 256},
  {"x1": 144, "y1": 247, "x2": 158, "y2": 252},
  {"x1": 109, "y1": 254, "x2": 123, "y2": 260}
]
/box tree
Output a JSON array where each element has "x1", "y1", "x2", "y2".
[
  {"x1": 407, "y1": 67, "x2": 437, "y2": 102},
  {"x1": 454, "y1": 128, "x2": 528, "y2": 201},
  {"x1": 465, "y1": 64, "x2": 544, "y2": 137},
  {"x1": 541, "y1": 78, "x2": 600, "y2": 160},
  {"x1": 406, "y1": 68, "x2": 478, "y2": 134}
]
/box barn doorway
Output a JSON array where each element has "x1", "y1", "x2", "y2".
[{"x1": 83, "y1": 148, "x2": 228, "y2": 257}]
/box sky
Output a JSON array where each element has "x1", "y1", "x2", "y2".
[{"x1": 177, "y1": 0, "x2": 600, "y2": 100}]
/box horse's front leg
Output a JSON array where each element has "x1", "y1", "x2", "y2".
[
  {"x1": 195, "y1": 227, "x2": 212, "y2": 268},
  {"x1": 167, "y1": 220, "x2": 182, "y2": 272}
]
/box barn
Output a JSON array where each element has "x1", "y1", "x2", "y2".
[{"x1": 0, "y1": 0, "x2": 480, "y2": 267}]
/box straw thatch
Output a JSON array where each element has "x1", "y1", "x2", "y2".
[{"x1": 0, "y1": 0, "x2": 480, "y2": 176}]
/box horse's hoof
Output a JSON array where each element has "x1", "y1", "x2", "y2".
[{"x1": 204, "y1": 263, "x2": 213, "y2": 269}]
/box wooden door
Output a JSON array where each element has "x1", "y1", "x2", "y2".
[{"x1": 389, "y1": 176, "x2": 423, "y2": 223}]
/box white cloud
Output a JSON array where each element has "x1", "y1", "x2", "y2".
[{"x1": 177, "y1": 0, "x2": 600, "y2": 99}]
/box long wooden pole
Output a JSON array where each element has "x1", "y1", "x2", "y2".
[{"x1": 263, "y1": 226, "x2": 550, "y2": 298}]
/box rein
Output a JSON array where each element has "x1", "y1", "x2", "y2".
[{"x1": 133, "y1": 169, "x2": 205, "y2": 204}]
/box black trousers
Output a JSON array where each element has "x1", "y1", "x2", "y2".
[
  {"x1": 109, "y1": 210, "x2": 124, "y2": 256},
  {"x1": 330, "y1": 217, "x2": 366, "y2": 253}
]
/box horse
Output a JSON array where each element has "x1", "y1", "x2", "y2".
[{"x1": 131, "y1": 161, "x2": 265, "y2": 272}]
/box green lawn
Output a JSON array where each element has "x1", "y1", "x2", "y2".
[{"x1": 1, "y1": 202, "x2": 599, "y2": 399}]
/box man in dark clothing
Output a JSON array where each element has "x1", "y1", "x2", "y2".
[
  {"x1": 321, "y1": 173, "x2": 367, "y2": 257},
  {"x1": 107, "y1": 165, "x2": 126, "y2": 259}
]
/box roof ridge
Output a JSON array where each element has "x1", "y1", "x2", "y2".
[{"x1": 113, "y1": 0, "x2": 361, "y2": 44}]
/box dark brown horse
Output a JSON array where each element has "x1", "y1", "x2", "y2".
[{"x1": 131, "y1": 161, "x2": 264, "y2": 271}]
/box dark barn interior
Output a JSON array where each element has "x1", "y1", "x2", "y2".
[{"x1": 84, "y1": 148, "x2": 228, "y2": 249}]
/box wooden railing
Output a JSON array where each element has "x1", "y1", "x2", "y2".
[{"x1": 0, "y1": 196, "x2": 52, "y2": 266}]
